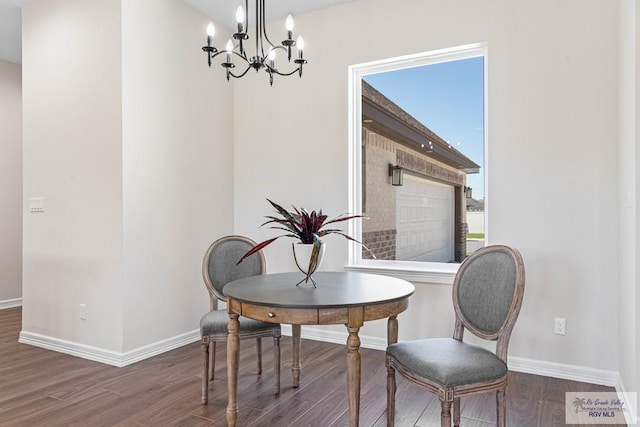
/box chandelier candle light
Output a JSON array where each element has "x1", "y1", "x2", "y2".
[{"x1": 202, "y1": 0, "x2": 307, "y2": 86}]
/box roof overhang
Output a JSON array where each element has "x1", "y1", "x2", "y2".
[{"x1": 362, "y1": 81, "x2": 480, "y2": 174}]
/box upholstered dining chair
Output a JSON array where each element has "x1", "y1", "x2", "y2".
[
  {"x1": 200, "y1": 235, "x2": 281, "y2": 404},
  {"x1": 386, "y1": 245, "x2": 525, "y2": 427}
]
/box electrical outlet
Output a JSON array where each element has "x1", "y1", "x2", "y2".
[
  {"x1": 554, "y1": 317, "x2": 566, "y2": 335},
  {"x1": 80, "y1": 304, "x2": 87, "y2": 320}
]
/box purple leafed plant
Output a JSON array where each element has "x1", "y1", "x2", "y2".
[{"x1": 237, "y1": 199, "x2": 374, "y2": 283}]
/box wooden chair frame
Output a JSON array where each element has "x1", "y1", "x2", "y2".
[
  {"x1": 386, "y1": 245, "x2": 525, "y2": 427},
  {"x1": 200, "y1": 235, "x2": 281, "y2": 404}
]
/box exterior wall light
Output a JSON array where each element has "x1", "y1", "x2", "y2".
[
  {"x1": 388, "y1": 164, "x2": 404, "y2": 186},
  {"x1": 465, "y1": 186, "x2": 473, "y2": 199}
]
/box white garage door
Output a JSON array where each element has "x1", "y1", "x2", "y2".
[{"x1": 396, "y1": 175, "x2": 454, "y2": 262}]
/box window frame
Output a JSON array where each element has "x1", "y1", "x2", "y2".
[{"x1": 346, "y1": 42, "x2": 488, "y2": 284}]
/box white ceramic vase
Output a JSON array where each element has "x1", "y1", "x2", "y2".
[{"x1": 292, "y1": 242, "x2": 325, "y2": 286}]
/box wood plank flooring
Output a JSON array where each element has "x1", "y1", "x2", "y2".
[{"x1": 0, "y1": 308, "x2": 622, "y2": 426}]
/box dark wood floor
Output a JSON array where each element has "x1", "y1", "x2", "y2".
[{"x1": 0, "y1": 307, "x2": 622, "y2": 426}]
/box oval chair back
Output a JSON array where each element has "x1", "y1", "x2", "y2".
[
  {"x1": 453, "y1": 244, "x2": 525, "y2": 361},
  {"x1": 202, "y1": 235, "x2": 266, "y2": 309}
]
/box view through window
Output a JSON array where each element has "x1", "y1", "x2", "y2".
[{"x1": 355, "y1": 48, "x2": 486, "y2": 265}]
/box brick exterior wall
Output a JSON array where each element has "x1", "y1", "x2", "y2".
[
  {"x1": 362, "y1": 128, "x2": 396, "y2": 232},
  {"x1": 361, "y1": 128, "x2": 397, "y2": 260},
  {"x1": 362, "y1": 229, "x2": 397, "y2": 260},
  {"x1": 456, "y1": 221, "x2": 469, "y2": 261}
]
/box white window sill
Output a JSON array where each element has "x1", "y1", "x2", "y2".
[{"x1": 344, "y1": 260, "x2": 459, "y2": 285}]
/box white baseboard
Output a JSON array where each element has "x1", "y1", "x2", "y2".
[
  {"x1": 19, "y1": 329, "x2": 201, "y2": 367},
  {"x1": 281, "y1": 325, "x2": 620, "y2": 388},
  {"x1": 616, "y1": 373, "x2": 639, "y2": 425},
  {"x1": 0, "y1": 298, "x2": 22, "y2": 310},
  {"x1": 120, "y1": 329, "x2": 201, "y2": 366},
  {"x1": 507, "y1": 356, "x2": 618, "y2": 387}
]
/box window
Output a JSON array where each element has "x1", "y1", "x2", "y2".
[{"x1": 347, "y1": 43, "x2": 487, "y2": 274}]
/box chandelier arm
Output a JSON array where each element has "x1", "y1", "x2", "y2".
[
  {"x1": 269, "y1": 67, "x2": 302, "y2": 77},
  {"x1": 210, "y1": 49, "x2": 249, "y2": 62},
  {"x1": 210, "y1": 44, "x2": 248, "y2": 62},
  {"x1": 270, "y1": 45, "x2": 288, "y2": 54},
  {"x1": 228, "y1": 64, "x2": 254, "y2": 79}
]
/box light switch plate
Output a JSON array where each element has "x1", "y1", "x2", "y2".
[{"x1": 29, "y1": 197, "x2": 44, "y2": 213}]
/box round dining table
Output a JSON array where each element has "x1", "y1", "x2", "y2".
[{"x1": 223, "y1": 271, "x2": 415, "y2": 426}]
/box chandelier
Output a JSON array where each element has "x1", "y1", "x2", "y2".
[{"x1": 202, "y1": 0, "x2": 307, "y2": 86}]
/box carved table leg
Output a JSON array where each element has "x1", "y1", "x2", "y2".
[
  {"x1": 346, "y1": 326, "x2": 361, "y2": 427},
  {"x1": 346, "y1": 307, "x2": 364, "y2": 427},
  {"x1": 226, "y1": 313, "x2": 240, "y2": 427},
  {"x1": 387, "y1": 315, "x2": 398, "y2": 345},
  {"x1": 273, "y1": 333, "x2": 281, "y2": 395},
  {"x1": 292, "y1": 324, "x2": 301, "y2": 388}
]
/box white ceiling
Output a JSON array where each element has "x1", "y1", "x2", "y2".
[
  {"x1": 181, "y1": 0, "x2": 352, "y2": 29},
  {"x1": 0, "y1": 0, "x2": 352, "y2": 65}
]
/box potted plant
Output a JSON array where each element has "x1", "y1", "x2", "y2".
[{"x1": 237, "y1": 199, "x2": 373, "y2": 286}]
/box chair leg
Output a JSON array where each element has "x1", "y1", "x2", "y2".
[
  {"x1": 273, "y1": 334, "x2": 281, "y2": 395},
  {"x1": 453, "y1": 397, "x2": 460, "y2": 426},
  {"x1": 208, "y1": 341, "x2": 216, "y2": 380},
  {"x1": 386, "y1": 362, "x2": 396, "y2": 427},
  {"x1": 440, "y1": 399, "x2": 452, "y2": 427},
  {"x1": 201, "y1": 337, "x2": 210, "y2": 404},
  {"x1": 256, "y1": 337, "x2": 263, "y2": 374},
  {"x1": 497, "y1": 388, "x2": 506, "y2": 427}
]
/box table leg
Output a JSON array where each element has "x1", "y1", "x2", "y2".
[
  {"x1": 387, "y1": 315, "x2": 398, "y2": 345},
  {"x1": 346, "y1": 325, "x2": 361, "y2": 427},
  {"x1": 346, "y1": 307, "x2": 364, "y2": 427},
  {"x1": 292, "y1": 324, "x2": 301, "y2": 388},
  {"x1": 226, "y1": 313, "x2": 240, "y2": 427}
]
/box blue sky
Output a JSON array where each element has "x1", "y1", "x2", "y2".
[{"x1": 363, "y1": 56, "x2": 485, "y2": 199}]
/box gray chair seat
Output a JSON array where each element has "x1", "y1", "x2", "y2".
[
  {"x1": 387, "y1": 338, "x2": 507, "y2": 388},
  {"x1": 200, "y1": 310, "x2": 281, "y2": 335}
]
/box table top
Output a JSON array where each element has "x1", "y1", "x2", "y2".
[{"x1": 223, "y1": 271, "x2": 415, "y2": 309}]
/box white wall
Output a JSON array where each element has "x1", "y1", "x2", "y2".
[
  {"x1": 121, "y1": 0, "x2": 234, "y2": 351},
  {"x1": 636, "y1": 0, "x2": 640, "y2": 411},
  {"x1": 0, "y1": 59, "x2": 22, "y2": 305},
  {"x1": 22, "y1": 0, "x2": 234, "y2": 356},
  {"x1": 618, "y1": 0, "x2": 639, "y2": 413},
  {"x1": 22, "y1": 0, "x2": 125, "y2": 351},
  {"x1": 233, "y1": 0, "x2": 621, "y2": 375}
]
